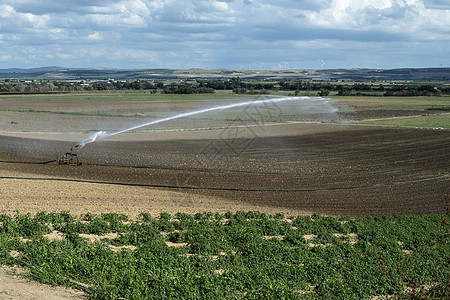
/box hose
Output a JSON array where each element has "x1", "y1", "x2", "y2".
[
  {"x1": 0, "y1": 174, "x2": 447, "y2": 192},
  {"x1": 0, "y1": 160, "x2": 57, "y2": 164}
]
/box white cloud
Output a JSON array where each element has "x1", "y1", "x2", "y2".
[
  {"x1": 0, "y1": 4, "x2": 50, "y2": 31},
  {"x1": 0, "y1": 4, "x2": 15, "y2": 18},
  {"x1": 48, "y1": 28, "x2": 66, "y2": 40},
  {"x1": 155, "y1": 0, "x2": 235, "y2": 24},
  {"x1": 0, "y1": 0, "x2": 448, "y2": 69},
  {"x1": 87, "y1": 31, "x2": 102, "y2": 40},
  {"x1": 300, "y1": 0, "x2": 450, "y2": 41},
  {"x1": 424, "y1": 0, "x2": 450, "y2": 9}
]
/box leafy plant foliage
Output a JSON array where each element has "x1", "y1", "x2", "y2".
[{"x1": 0, "y1": 211, "x2": 448, "y2": 299}]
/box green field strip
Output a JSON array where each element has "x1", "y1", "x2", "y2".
[
  {"x1": 1, "y1": 212, "x2": 448, "y2": 299},
  {"x1": 357, "y1": 113, "x2": 450, "y2": 128}
]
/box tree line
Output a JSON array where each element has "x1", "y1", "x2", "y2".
[
  {"x1": 0, "y1": 78, "x2": 448, "y2": 96},
  {"x1": 278, "y1": 80, "x2": 448, "y2": 96}
]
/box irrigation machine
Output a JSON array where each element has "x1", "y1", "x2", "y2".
[{"x1": 57, "y1": 147, "x2": 82, "y2": 166}]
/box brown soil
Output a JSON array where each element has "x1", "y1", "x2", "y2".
[
  {"x1": 0, "y1": 266, "x2": 85, "y2": 299},
  {"x1": 0, "y1": 96, "x2": 449, "y2": 298},
  {"x1": 1, "y1": 123, "x2": 448, "y2": 217}
]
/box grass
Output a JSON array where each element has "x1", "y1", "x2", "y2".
[
  {"x1": 2, "y1": 91, "x2": 448, "y2": 109},
  {"x1": 0, "y1": 211, "x2": 448, "y2": 299},
  {"x1": 1, "y1": 109, "x2": 132, "y2": 118},
  {"x1": 334, "y1": 96, "x2": 450, "y2": 111},
  {"x1": 3, "y1": 92, "x2": 449, "y2": 127},
  {"x1": 358, "y1": 114, "x2": 450, "y2": 128},
  {"x1": 0, "y1": 92, "x2": 260, "y2": 103},
  {"x1": 0, "y1": 93, "x2": 340, "y2": 122}
]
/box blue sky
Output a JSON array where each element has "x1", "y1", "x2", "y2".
[{"x1": 0, "y1": 0, "x2": 449, "y2": 70}]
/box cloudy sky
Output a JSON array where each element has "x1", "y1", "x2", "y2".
[{"x1": 0, "y1": 0, "x2": 449, "y2": 70}]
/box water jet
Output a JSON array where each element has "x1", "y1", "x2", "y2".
[{"x1": 75, "y1": 96, "x2": 335, "y2": 149}]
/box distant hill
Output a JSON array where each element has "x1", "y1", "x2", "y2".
[
  {"x1": 323, "y1": 68, "x2": 450, "y2": 81},
  {"x1": 0, "y1": 67, "x2": 449, "y2": 81},
  {"x1": 0, "y1": 66, "x2": 65, "y2": 73}
]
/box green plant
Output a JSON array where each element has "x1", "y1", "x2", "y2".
[{"x1": 0, "y1": 211, "x2": 447, "y2": 299}]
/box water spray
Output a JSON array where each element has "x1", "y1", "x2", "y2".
[
  {"x1": 57, "y1": 130, "x2": 109, "y2": 165},
  {"x1": 75, "y1": 96, "x2": 335, "y2": 148},
  {"x1": 75, "y1": 130, "x2": 108, "y2": 148}
]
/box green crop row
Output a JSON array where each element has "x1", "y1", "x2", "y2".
[
  {"x1": 0, "y1": 211, "x2": 448, "y2": 299},
  {"x1": 358, "y1": 114, "x2": 450, "y2": 128}
]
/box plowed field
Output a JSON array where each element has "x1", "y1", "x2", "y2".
[{"x1": 1, "y1": 96, "x2": 448, "y2": 217}]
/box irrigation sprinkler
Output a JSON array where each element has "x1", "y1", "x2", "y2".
[{"x1": 56, "y1": 146, "x2": 82, "y2": 166}]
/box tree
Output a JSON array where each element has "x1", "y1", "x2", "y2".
[
  {"x1": 0, "y1": 83, "x2": 12, "y2": 92},
  {"x1": 318, "y1": 89, "x2": 330, "y2": 97}
]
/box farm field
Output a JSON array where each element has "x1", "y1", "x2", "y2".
[
  {"x1": 1, "y1": 211, "x2": 448, "y2": 299},
  {"x1": 337, "y1": 96, "x2": 450, "y2": 111},
  {"x1": 359, "y1": 114, "x2": 450, "y2": 128},
  {"x1": 0, "y1": 93, "x2": 449, "y2": 298}
]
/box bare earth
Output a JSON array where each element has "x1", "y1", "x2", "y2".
[
  {"x1": 0, "y1": 266, "x2": 85, "y2": 300},
  {"x1": 0, "y1": 96, "x2": 449, "y2": 298}
]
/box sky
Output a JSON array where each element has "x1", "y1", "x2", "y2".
[{"x1": 0, "y1": 0, "x2": 449, "y2": 70}]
